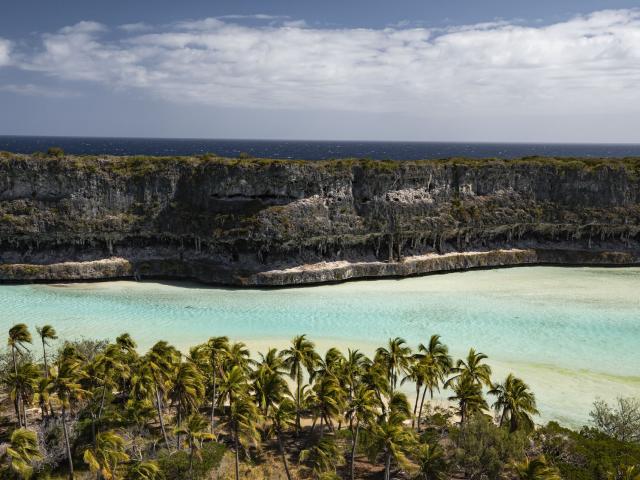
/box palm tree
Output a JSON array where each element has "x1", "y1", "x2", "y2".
[
  {"x1": 268, "y1": 398, "x2": 296, "y2": 480},
  {"x1": 36, "y1": 325, "x2": 57, "y2": 379},
  {"x1": 375, "y1": 337, "x2": 412, "y2": 392},
  {"x1": 35, "y1": 375, "x2": 53, "y2": 420},
  {"x1": 310, "y1": 374, "x2": 347, "y2": 436},
  {"x1": 141, "y1": 341, "x2": 178, "y2": 449},
  {"x1": 415, "y1": 442, "x2": 448, "y2": 480},
  {"x1": 1, "y1": 428, "x2": 43, "y2": 480},
  {"x1": 204, "y1": 336, "x2": 229, "y2": 434},
  {"x1": 367, "y1": 394, "x2": 415, "y2": 480},
  {"x1": 361, "y1": 359, "x2": 390, "y2": 414},
  {"x1": 116, "y1": 333, "x2": 137, "y2": 355},
  {"x1": 513, "y1": 455, "x2": 561, "y2": 480},
  {"x1": 415, "y1": 335, "x2": 452, "y2": 431},
  {"x1": 84, "y1": 430, "x2": 129, "y2": 480},
  {"x1": 402, "y1": 362, "x2": 425, "y2": 429},
  {"x1": 313, "y1": 347, "x2": 346, "y2": 381},
  {"x1": 281, "y1": 334, "x2": 319, "y2": 435},
  {"x1": 299, "y1": 435, "x2": 341, "y2": 480},
  {"x1": 170, "y1": 360, "x2": 205, "y2": 449},
  {"x1": 345, "y1": 385, "x2": 378, "y2": 480},
  {"x1": 3, "y1": 362, "x2": 40, "y2": 429},
  {"x1": 448, "y1": 374, "x2": 488, "y2": 427},
  {"x1": 174, "y1": 413, "x2": 215, "y2": 479},
  {"x1": 344, "y1": 349, "x2": 367, "y2": 397},
  {"x1": 222, "y1": 393, "x2": 262, "y2": 480},
  {"x1": 94, "y1": 344, "x2": 130, "y2": 420},
  {"x1": 51, "y1": 353, "x2": 89, "y2": 479},
  {"x1": 126, "y1": 460, "x2": 162, "y2": 480},
  {"x1": 255, "y1": 347, "x2": 286, "y2": 376},
  {"x1": 7, "y1": 323, "x2": 32, "y2": 428},
  {"x1": 115, "y1": 333, "x2": 138, "y2": 398},
  {"x1": 218, "y1": 365, "x2": 249, "y2": 410},
  {"x1": 446, "y1": 348, "x2": 492, "y2": 388},
  {"x1": 226, "y1": 341, "x2": 253, "y2": 373},
  {"x1": 252, "y1": 367, "x2": 290, "y2": 417},
  {"x1": 489, "y1": 374, "x2": 539, "y2": 432}
]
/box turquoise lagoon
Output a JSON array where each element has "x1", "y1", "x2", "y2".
[{"x1": 1, "y1": 266, "x2": 639, "y2": 426}]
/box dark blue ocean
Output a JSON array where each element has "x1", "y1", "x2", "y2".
[{"x1": 1, "y1": 135, "x2": 640, "y2": 160}]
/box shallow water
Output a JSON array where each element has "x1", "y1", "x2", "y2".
[{"x1": 1, "y1": 266, "x2": 638, "y2": 426}]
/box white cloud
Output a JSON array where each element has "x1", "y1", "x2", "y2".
[
  {"x1": 0, "y1": 83, "x2": 81, "y2": 98},
  {"x1": 217, "y1": 14, "x2": 290, "y2": 21},
  {"x1": 8, "y1": 9, "x2": 640, "y2": 116},
  {"x1": 118, "y1": 22, "x2": 153, "y2": 33},
  {"x1": 0, "y1": 38, "x2": 12, "y2": 66}
]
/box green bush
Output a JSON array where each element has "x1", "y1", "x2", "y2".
[
  {"x1": 157, "y1": 442, "x2": 225, "y2": 480},
  {"x1": 47, "y1": 146, "x2": 65, "y2": 157},
  {"x1": 451, "y1": 415, "x2": 528, "y2": 480},
  {"x1": 538, "y1": 422, "x2": 640, "y2": 480}
]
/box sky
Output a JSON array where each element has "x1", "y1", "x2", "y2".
[{"x1": 1, "y1": 0, "x2": 640, "y2": 142}]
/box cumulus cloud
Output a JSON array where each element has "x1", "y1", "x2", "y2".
[
  {"x1": 0, "y1": 38, "x2": 12, "y2": 66},
  {"x1": 7, "y1": 9, "x2": 640, "y2": 115}
]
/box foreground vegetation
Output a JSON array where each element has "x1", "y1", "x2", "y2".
[{"x1": 1, "y1": 324, "x2": 639, "y2": 479}]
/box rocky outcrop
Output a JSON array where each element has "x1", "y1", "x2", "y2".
[{"x1": 0, "y1": 152, "x2": 639, "y2": 286}]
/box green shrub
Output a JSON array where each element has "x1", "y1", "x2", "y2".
[
  {"x1": 47, "y1": 146, "x2": 65, "y2": 157},
  {"x1": 157, "y1": 442, "x2": 225, "y2": 480},
  {"x1": 451, "y1": 415, "x2": 528, "y2": 479},
  {"x1": 538, "y1": 422, "x2": 640, "y2": 480}
]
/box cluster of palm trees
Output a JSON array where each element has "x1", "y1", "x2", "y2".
[{"x1": 2, "y1": 324, "x2": 548, "y2": 480}]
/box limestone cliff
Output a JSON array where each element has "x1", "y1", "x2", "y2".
[{"x1": 0, "y1": 152, "x2": 639, "y2": 285}]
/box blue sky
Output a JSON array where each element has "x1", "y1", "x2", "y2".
[{"x1": 1, "y1": 0, "x2": 640, "y2": 142}]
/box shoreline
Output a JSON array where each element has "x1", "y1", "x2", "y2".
[{"x1": 1, "y1": 247, "x2": 639, "y2": 287}]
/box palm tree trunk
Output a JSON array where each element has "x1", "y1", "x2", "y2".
[
  {"x1": 176, "y1": 403, "x2": 182, "y2": 450},
  {"x1": 234, "y1": 422, "x2": 240, "y2": 480},
  {"x1": 295, "y1": 371, "x2": 301, "y2": 436},
  {"x1": 21, "y1": 394, "x2": 28, "y2": 428},
  {"x1": 12, "y1": 347, "x2": 23, "y2": 428},
  {"x1": 210, "y1": 367, "x2": 217, "y2": 434},
  {"x1": 153, "y1": 381, "x2": 170, "y2": 449},
  {"x1": 42, "y1": 338, "x2": 49, "y2": 378},
  {"x1": 40, "y1": 398, "x2": 48, "y2": 420},
  {"x1": 417, "y1": 386, "x2": 428, "y2": 432},
  {"x1": 350, "y1": 424, "x2": 359, "y2": 480},
  {"x1": 189, "y1": 442, "x2": 194, "y2": 480},
  {"x1": 390, "y1": 366, "x2": 395, "y2": 392},
  {"x1": 509, "y1": 414, "x2": 518, "y2": 433},
  {"x1": 412, "y1": 384, "x2": 421, "y2": 428},
  {"x1": 326, "y1": 413, "x2": 335, "y2": 433},
  {"x1": 91, "y1": 413, "x2": 97, "y2": 448},
  {"x1": 277, "y1": 431, "x2": 292, "y2": 480},
  {"x1": 13, "y1": 396, "x2": 21, "y2": 428},
  {"x1": 61, "y1": 407, "x2": 74, "y2": 479},
  {"x1": 384, "y1": 451, "x2": 391, "y2": 480},
  {"x1": 97, "y1": 384, "x2": 107, "y2": 420}
]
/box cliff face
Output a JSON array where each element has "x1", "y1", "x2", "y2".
[{"x1": 1, "y1": 152, "x2": 639, "y2": 285}]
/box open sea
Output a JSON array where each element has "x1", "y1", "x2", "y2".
[
  {"x1": 1, "y1": 267, "x2": 639, "y2": 427},
  {"x1": 2, "y1": 135, "x2": 640, "y2": 159}
]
